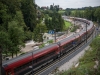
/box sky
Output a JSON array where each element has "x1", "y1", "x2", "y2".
[{"x1": 35, "y1": 0, "x2": 100, "y2": 9}]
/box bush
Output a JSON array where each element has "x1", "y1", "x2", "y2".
[
  {"x1": 47, "y1": 40, "x2": 53, "y2": 43},
  {"x1": 39, "y1": 43, "x2": 45, "y2": 48}
]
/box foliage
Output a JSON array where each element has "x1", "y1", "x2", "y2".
[
  {"x1": 47, "y1": 40, "x2": 53, "y2": 44},
  {"x1": 0, "y1": 31, "x2": 10, "y2": 55},
  {"x1": 58, "y1": 10, "x2": 65, "y2": 13},
  {"x1": 0, "y1": 0, "x2": 31, "y2": 58},
  {"x1": 58, "y1": 10, "x2": 65, "y2": 15},
  {"x1": 84, "y1": 7, "x2": 93, "y2": 20},
  {"x1": 63, "y1": 21, "x2": 71, "y2": 31},
  {"x1": 94, "y1": 8, "x2": 100, "y2": 22},
  {"x1": 64, "y1": 6, "x2": 100, "y2": 23},
  {"x1": 90, "y1": 37, "x2": 100, "y2": 48},
  {"x1": 33, "y1": 23, "x2": 47, "y2": 42},
  {"x1": 45, "y1": 12, "x2": 65, "y2": 32},
  {"x1": 21, "y1": 0, "x2": 37, "y2": 32},
  {"x1": 50, "y1": 5, "x2": 59, "y2": 12},
  {"x1": 7, "y1": 20, "x2": 25, "y2": 57},
  {"x1": 71, "y1": 25, "x2": 79, "y2": 32},
  {"x1": 39, "y1": 43, "x2": 45, "y2": 48},
  {"x1": 0, "y1": 2, "x2": 11, "y2": 30},
  {"x1": 24, "y1": 31, "x2": 33, "y2": 41}
]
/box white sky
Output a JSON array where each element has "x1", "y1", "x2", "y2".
[{"x1": 35, "y1": 0, "x2": 100, "y2": 9}]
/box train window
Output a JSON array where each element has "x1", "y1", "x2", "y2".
[
  {"x1": 36, "y1": 51, "x2": 55, "y2": 62},
  {"x1": 14, "y1": 60, "x2": 35, "y2": 73},
  {"x1": 14, "y1": 51, "x2": 56, "y2": 73},
  {"x1": 74, "y1": 39, "x2": 79, "y2": 44},
  {"x1": 63, "y1": 42, "x2": 73, "y2": 50}
]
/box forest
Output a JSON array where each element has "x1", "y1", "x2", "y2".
[
  {"x1": 0, "y1": 0, "x2": 100, "y2": 58},
  {"x1": 0, "y1": 0, "x2": 65, "y2": 58}
]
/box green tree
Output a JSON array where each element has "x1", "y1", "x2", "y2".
[
  {"x1": 15, "y1": 11, "x2": 26, "y2": 27},
  {"x1": 33, "y1": 23, "x2": 47, "y2": 42},
  {"x1": 8, "y1": 21, "x2": 25, "y2": 58},
  {"x1": 65, "y1": 10, "x2": 71, "y2": 16},
  {"x1": 0, "y1": 31, "x2": 10, "y2": 57},
  {"x1": 45, "y1": 18, "x2": 49, "y2": 30},
  {"x1": 21, "y1": 0, "x2": 37, "y2": 32},
  {"x1": 54, "y1": 5, "x2": 59, "y2": 12},
  {"x1": 1, "y1": 0, "x2": 21, "y2": 16},
  {"x1": 94, "y1": 7, "x2": 100, "y2": 22},
  {"x1": 50, "y1": 5, "x2": 54, "y2": 11},
  {"x1": 52, "y1": 12, "x2": 64, "y2": 31},
  {"x1": 84, "y1": 7, "x2": 93, "y2": 20},
  {"x1": 0, "y1": 0, "x2": 32, "y2": 59},
  {"x1": 0, "y1": 2, "x2": 11, "y2": 30},
  {"x1": 44, "y1": 12, "x2": 64, "y2": 32},
  {"x1": 14, "y1": 11, "x2": 31, "y2": 41}
]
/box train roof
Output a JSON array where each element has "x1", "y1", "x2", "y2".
[
  {"x1": 58, "y1": 20, "x2": 93, "y2": 45},
  {"x1": 2, "y1": 43, "x2": 58, "y2": 66}
]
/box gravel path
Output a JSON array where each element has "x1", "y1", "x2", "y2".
[
  {"x1": 21, "y1": 40, "x2": 35, "y2": 52},
  {"x1": 21, "y1": 44, "x2": 35, "y2": 52}
]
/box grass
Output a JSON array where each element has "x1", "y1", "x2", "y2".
[
  {"x1": 58, "y1": 10, "x2": 65, "y2": 14},
  {"x1": 57, "y1": 51, "x2": 95, "y2": 75},
  {"x1": 63, "y1": 21, "x2": 71, "y2": 30},
  {"x1": 56, "y1": 56, "x2": 95, "y2": 75}
]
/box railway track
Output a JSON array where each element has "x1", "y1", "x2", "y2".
[
  {"x1": 25, "y1": 29, "x2": 96, "y2": 75},
  {"x1": 2, "y1": 16, "x2": 99, "y2": 75}
]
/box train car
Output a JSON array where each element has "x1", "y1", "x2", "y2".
[
  {"x1": 2, "y1": 44, "x2": 59, "y2": 75},
  {"x1": 59, "y1": 33, "x2": 81, "y2": 54},
  {"x1": 87, "y1": 21, "x2": 95, "y2": 37}
]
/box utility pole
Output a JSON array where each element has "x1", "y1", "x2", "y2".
[
  {"x1": 31, "y1": 52, "x2": 34, "y2": 75},
  {"x1": 74, "y1": 17, "x2": 75, "y2": 28},
  {"x1": 86, "y1": 23, "x2": 87, "y2": 43},
  {"x1": 0, "y1": 46, "x2": 2, "y2": 75},
  {"x1": 29, "y1": 52, "x2": 34, "y2": 75},
  {"x1": 54, "y1": 29, "x2": 56, "y2": 43}
]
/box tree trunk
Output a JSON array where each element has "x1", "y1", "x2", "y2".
[
  {"x1": 0, "y1": 46, "x2": 2, "y2": 75},
  {"x1": 16, "y1": 51, "x2": 17, "y2": 57},
  {"x1": 12, "y1": 51, "x2": 13, "y2": 58}
]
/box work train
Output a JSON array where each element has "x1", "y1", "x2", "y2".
[{"x1": 2, "y1": 18, "x2": 95, "y2": 75}]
